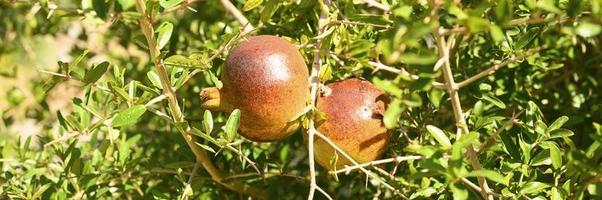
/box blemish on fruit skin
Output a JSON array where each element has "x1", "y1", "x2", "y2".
[{"x1": 265, "y1": 53, "x2": 291, "y2": 81}]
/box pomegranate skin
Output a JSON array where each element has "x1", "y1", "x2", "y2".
[
  {"x1": 201, "y1": 35, "x2": 309, "y2": 142},
  {"x1": 311, "y1": 78, "x2": 389, "y2": 170}
]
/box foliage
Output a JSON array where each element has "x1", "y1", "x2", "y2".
[{"x1": 1, "y1": 0, "x2": 601, "y2": 199}]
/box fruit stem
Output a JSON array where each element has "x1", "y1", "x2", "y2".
[{"x1": 200, "y1": 87, "x2": 234, "y2": 112}]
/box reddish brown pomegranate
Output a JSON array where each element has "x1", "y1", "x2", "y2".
[
  {"x1": 201, "y1": 35, "x2": 309, "y2": 142},
  {"x1": 310, "y1": 78, "x2": 389, "y2": 170}
]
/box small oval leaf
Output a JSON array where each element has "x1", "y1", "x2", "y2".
[
  {"x1": 113, "y1": 105, "x2": 147, "y2": 127},
  {"x1": 156, "y1": 22, "x2": 173, "y2": 50},
  {"x1": 223, "y1": 109, "x2": 241, "y2": 142},
  {"x1": 84, "y1": 61, "x2": 109, "y2": 84},
  {"x1": 426, "y1": 125, "x2": 452, "y2": 149}
]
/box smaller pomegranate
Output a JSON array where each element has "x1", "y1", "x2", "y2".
[{"x1": 309, "y1": 78, "x2": 389, "y2": 170}]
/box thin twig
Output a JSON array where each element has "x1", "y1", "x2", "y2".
[
  {"x1": 224, "y1": 143, "x2": 261, "y2": 174},
  {"x1": 461, "y1": 178, "x2": 501, "y2": 197},
  {"x1": 37, "y1": 69, "x2": 112, "y2": 93},
  {"x1": 330, "y1": 155, "x2": 423, "y2": 175},
  {"x1": 44, "y1": 132, "x2": 80, "y2": 147},
  {"x1": 368, "y1": 61, "x2": 446, "y2": 89},
  {"x1": 220, "y1": 0, "x2": 254, "y2": 34},
  {"x1": 222, "y1": 172, "x2": 308, "y2": 182},
  {"x1": 456, "y1": 47, "x2": 544, "y2": 88},
  {"x1": 307, "y1": 1, "x2": 332, "y2": 199},
  {"x1": 145, "y1": 94, "x2": 167, "y2": 107},
  {"x1": 431, "y1": 1, "x2": 493, "y2": 199},
  {"x1": 180, "y1": 162, "x2": 199, "y2": 200},
  {"x1": 435, "y1": 33, "x2": 493, "y2": 200},
  {"x1": 438, "y1": 16, "x2": 569, "y2": 35}
]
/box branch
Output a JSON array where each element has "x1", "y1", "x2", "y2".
[
  {"x1": 456, "y1": 47, "x2": 544, "y2": 88},
  {"x1": 436, "y1": 33, "x2": 493, "y2": 200},
  {"x1": 135, "y1": 1, "x2": 265, "y2": 198},
  {"x1": 180, "y1": 162, "x2": 199, "y2": 200},
  {"x1": 368, "y1": 61, "x2": 446, "y2": 89},
  {"x1": 307, "y1": 0, "x2": 332, "y2": 199},
  {"x1": 220, "y1": 0, "x2": 254, "y2": 34},
  {"x1": 224, "y1": 143, "x2": 261, "y2": 174},
  {"x1": 461, "y1": 178, "x2": 501, "y2": 197},
  {"x1": 431, "y1": 1, "x2": 493, "y2": 199},
  {"x1": 330, "y1": 155, "x2": 423, "y2": 175},
  {"x1": 438, "y1": 16, "x2": 569, "y2": 35}
]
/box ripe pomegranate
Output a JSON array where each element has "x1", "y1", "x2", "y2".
[
  {"x1": 201, "y1": 35, "x2": 309, "y2": 142},
  {"x1": 310, "y1": 78, "x2": 389, "y2": 170}
]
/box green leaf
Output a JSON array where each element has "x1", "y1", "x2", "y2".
[
  {"x1": 452, "y1": 132, "x2": 480, "y2": 163},
  {"x1": 92, "y1": 0, "x2": 108, "y2": 19},
  {"x1": 243, "y1": 0, "x2": 263, "y2": 11},
  {"x1": 467, "y1": 169, "x2": 509, "y2": 186},
  {"x1": 208, "y1": 71, "x2": 223, "y2": 89},
  {"x1": 156, "y1": 22, "x2": 173, "y2": 50},
  {"x1": 537, "y1": 0, "x2": 563, "y2": 14},
  {"x1": 84, "y1": 61, "x2": 109, "y2": 84},
  {"x1": 147, "y1": 71, "x2": 162, "y2": 89},
  {"x1": 548, "y1": 129, "x2": 575, "y2": 139},
  {"x1": 548, "y1": 142, "x2": 562, "y2": 169},
  {"x1": 548, "y1": 116, "x2": 569, "y2": 132},
  {"x1": 409, "y1": 78, "x2": 433, "y2": 91},
  {"x1": 501, "y1": 132, "x2": 521, "y2": 159},
  {"x1": 466, "y1": 17, "x2": 490, "y2": 33},
  {"x1": 69, "y1": 50, "x2": 89, "y2": 74},
  {"x1": 383, "y1": 98, "x2": 404, "y2": 129},
  {"x1": 450, "y1": 184, "x2": 468, "y2": 200},
  {"x1": 567, "y1": 0, "x2": 586, "y2": 17},
  {"x1": 482, "y1": 94, "x2": 506, "y2": 109},
  {"x1": 494, "y1": 0, "x2": 513, "y2": 25},
  {"x1": 196, "y1": 142, "x2": 216, "y2": 154},
  {"x1": 260, "y1": 0, "x2": 280, "y2": 23},
  {"x1": 113, "y1": 105, "x2": 147, "y2": 127},
  {"x1": 108, "y1": 82, "x2": 130, "y2": 101},
  {"x1": 399, "y1": 52, "x2": 438, "y2": 65},
  {"x1": 118, "y1": 0, "x2": 135, "y2": 10},
  {"x1": 551, "y1": 187, "x2": 563, "y2": 200},
  {"x1": 203, "y1": 110, "x2": 213, "y2": 134},
  {"x1": 318, "y1": 63, "x2": 333, "y2": 82},
  {"x1": 426, "y1": 125, "x2": 451, "y2": 149},
  {"x1": 428, "y1": 88, "x2": 445, "y2": 108},
  {"x1": 223, "y1": 109, "x2": 241, "y2": 142},
  {"x1": 520, "y1": 182, "x2": 551, "y2": 195},
  {"x1": 159, "y1": 0, "x2": 183, "y2": 10},
  {"x1": 515, "y1": 27, "x2": 540, "y2": 49},
  {"x1": 576, "y1": 22, "x2": 602, "y2": 38},
  {"x1": 489, "y1": 25, "x2": 505, "y2": 43},
  {"x1": 165, "y1": 55, "x2": 205, "y2": 69},
  {"x1": 32, "y1": 184, "x2": 52, "y2": 199}
]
